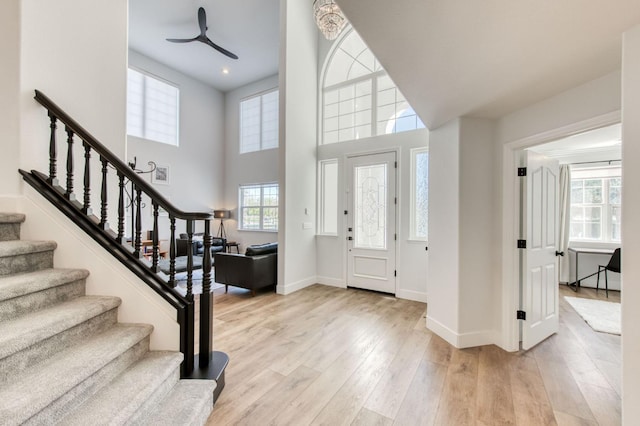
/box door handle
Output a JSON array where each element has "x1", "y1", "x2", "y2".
[{"x1": 555, "y1": 251, "x2": 564, "y2": 257}]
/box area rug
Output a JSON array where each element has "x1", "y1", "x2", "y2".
[
  {"x1": 174, "y1": 269, "x2": 224, "y2": 296},
  {"x1": 564, "y1": 296, "x2": 621, "y2": 335}
]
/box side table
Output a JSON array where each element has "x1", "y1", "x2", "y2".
[{"x1": 226, "y1": 241, "x2": 240, "y2": 253}]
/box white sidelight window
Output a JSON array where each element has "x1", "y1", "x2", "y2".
[
  {"x1": 410, "y1": 148, "x2": 429, "y2": 240},
  {"x1": 318, "y1": 160, "x2": 339, "y2": 234}
]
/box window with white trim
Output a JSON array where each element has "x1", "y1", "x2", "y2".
[
  {"x1": 321, "y1": 30, "x2": 425, "y2": 145},
  {"x1": 319, "y1": 160, "x2": 338, "y2": 234},
  {"x1": 410, "y1": 148, "x2": 429, "y2": 240},
  {"x1": 238, "y1": 183, "x2": 279, "y2": 231},
  {"x1": 127, "y1": 68, "x2": 179, "y2": 146},
  {"x1": 240, "y1": 89, "x2": 279, "y2": 154},
  {"x1": 570, "y1": 167, "x2": 621, "y2": 242}
]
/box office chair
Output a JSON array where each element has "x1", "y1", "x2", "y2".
[{"x1": 596, "y1": 248, "x2": 621, "y2": 298}]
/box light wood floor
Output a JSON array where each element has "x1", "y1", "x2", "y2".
[{"x1": 205, "y1": 284, "x2": 621, "y2": 425}]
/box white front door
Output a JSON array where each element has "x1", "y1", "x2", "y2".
[
  {"x1": 346, "y1": 152, "x2": 397, "y2": 294},
  {"x1": 521, "y1": 150, "x2": 560, "y2": 350}
]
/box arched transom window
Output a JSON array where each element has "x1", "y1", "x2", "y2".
[{"x1": 321, "y1": 29, "x2": 425, "y2": 145}]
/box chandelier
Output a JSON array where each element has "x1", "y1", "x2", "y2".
[{"x1": 313, "y1": 0, "x2": 347, "y2": 40}]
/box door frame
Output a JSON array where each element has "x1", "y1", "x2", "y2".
[
  {"x1": 500, "y1": 112, "x2": 620, "y2": 351},
  {"x1": 342, "y1": 148, "x2": 400, "y2": 295}
]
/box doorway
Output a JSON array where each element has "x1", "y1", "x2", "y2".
[
  {"x1": 502, "y1": 117, "x2": 622, "y2": 351},
  {"x1": 345, "y1": 151, "x2": 397, "y2": 294}
]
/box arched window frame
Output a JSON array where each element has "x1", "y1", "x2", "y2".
[{"x1": 319, "y1": 28, "x2": 424, "y2": 145}]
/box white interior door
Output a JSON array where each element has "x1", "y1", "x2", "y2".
[
  {"x1": 346, "y1": 152, "x2": 397, "y2": 294},
  {"x1": 521, "y1": 150, "x2": 560, "y2": 350}
]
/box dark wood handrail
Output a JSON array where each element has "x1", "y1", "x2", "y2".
[
  {"x1": 34, "y1": 90, "x2": 212, "y2": 222},
  {"x1": 25, "y1": 90, "x2": 225, "y2": 384}
]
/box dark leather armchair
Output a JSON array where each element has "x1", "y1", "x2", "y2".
[
  {"x1": 176, "y1": 233, "x2": 226, "y2": 257},
  {"x1": 214, "y1": 243, "x2": 277, "y2": 296}
]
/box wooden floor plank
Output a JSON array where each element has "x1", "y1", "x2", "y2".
[{"x1": 204, "y1": 285, "x2": 620, "y2": 426}]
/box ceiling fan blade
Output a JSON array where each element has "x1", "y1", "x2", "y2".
[
  {"x1": 166, "y1": 36, "x2": 199, "y2": 43},
  {"x1": 202, "y1": 37, "x2": 239, "y2": 60},
  {"x1": 198, "y1": 7, "x2": 207, "y2": 36}
]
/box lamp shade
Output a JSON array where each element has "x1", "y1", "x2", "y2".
[{"x1": 213, "y1": 210, "x2": 230, "y2": 219}]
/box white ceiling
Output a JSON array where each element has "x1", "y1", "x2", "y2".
[
  {"x1": 128, "y1": 0, "x2": 280, "y2": 92},
  {"x1": 531, "y1": 123, "x2": 621, "y2": 165},
  {"x1": 336, "y1": 0, "x2": 640, "y2": 129}
]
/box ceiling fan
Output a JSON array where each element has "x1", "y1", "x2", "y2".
[{"x1": 166, "y1": 7, "x2": 239, "y2": 60}]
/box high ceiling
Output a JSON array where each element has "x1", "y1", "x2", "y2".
[
  {"x1": 128, "y1": 0, "x2": 280, "y2": 92},
  {"x1": 336, "y1": 0, "x2": 640, "y2": 129}
]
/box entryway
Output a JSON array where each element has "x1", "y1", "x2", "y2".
[{"x1": 345, "y1": 151, "x2": 397, "y2": 294}]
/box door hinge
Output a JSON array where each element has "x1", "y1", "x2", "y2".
[
  {"x1": 517, "y1": 167, "x2": 527, "y2": 177},
  {"x1": 517, "y1": 310, "x2": 526, "y2": 320},
  {"x1": 394, "y1": 161, "x2": 398, "y2": 168},
  {"x1": 517, "y1": 239, "x2": 527, "y2": 249},
  {"x1": 394, "y1": 197, "x2": 397, "y2": 204},
  {"x1": 344, "y1": 210, "x2": 348, "y2": 215},
  {"x1": 394, "y1": 270, "x2": 397, "y2": 277},
  {"x1": 394, "y1": 233, "x2": 397, "y2": 241}
]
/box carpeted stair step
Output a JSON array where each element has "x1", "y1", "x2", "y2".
[
  {"x1": 0, "y1": 240, "x2": 56, "y2": 276},
  {"x1": 0, "y1": 213, "x2": 25, "y2": 241},
  {"x1": 140, "y1": 380, "x2": 216, "y2": 426},
  {"x1": 0, "y1": 295, "x2": 120, "y2": 383},
  {"x1": 60, "y1": 351, "x2": 184, "y2": 425},
  {"x1": 0, "y1": 323, "x2": 153, "y2": 426},
  {"x1": 0, "y1": 268, "x2": 89, "y2": 321}
]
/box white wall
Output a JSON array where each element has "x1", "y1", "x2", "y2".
[
  {"x1": 278, "y1": 0, "x2": 318, "y2": 294},
  {"x1": 426, "y1": 119, "x2": 461, "y2": 344},
  {"x1": 223, "y1": 75, "x2": 280, "y2": 250},
  {"x1": 458, "y1": 118, "x2": 498, "y2": 339},
  {"x1": 621, "y1": 23, "x2": 640, "y2": 424},
  {"x1": 127, "y1": 50, "x2": 225, "y2": 239},
  {"x1": 316, "y1": 130, "x2": 429, "y2": 301},
  {"x1": 0, "y1": 0, "x2": 21, "y2": 196}
]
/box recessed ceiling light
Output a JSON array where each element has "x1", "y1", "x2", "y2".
[{"x1": 222, "y1": 68, "x2": 230, "y2": 75}]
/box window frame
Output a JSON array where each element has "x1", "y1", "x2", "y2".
[
  {"x1": 410, "y1": 147, "x2": 429, "y2": 241},
  {"x1": 238, "y1": 182, "x2": 279, "y2": 232},
  {"x1": 126, "y1": 67, "x2": 180, "y2": 146},
  {"x1": 569, "y1": 167, "x2": 621, "y2": 244},
  {"x1": 239, "y1": 88, "x2": 279, "y2": 154},
  {"x1": 320, "y1": 29, "x2": 424, "y2": 145}
]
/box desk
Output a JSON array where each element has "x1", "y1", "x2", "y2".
[{"x1": 568, "y1": 247, "x2": 614, "y2": 291}]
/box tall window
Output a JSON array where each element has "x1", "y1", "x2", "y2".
[
  {"x1": 239, "y1": 183, "x2": 279, "y2": 231},
  {"x1": 321, "y1": 30, "x2": 424, "y2": 145},
  {"x1": 319, "y1": 160, "x2": 338, "y2": 234},
  {"x1": 240, "y1": 89, "x2": 279, "y2": 153},
  {"x1": 127, "y1": 68, "x2": 179, "y2": 146},
  {"x1": 570, "y1": 167, "x2": 621, "y2": 242},
  {"x1": 411, "y1": 148, "x2": 429, "y2": 240}
]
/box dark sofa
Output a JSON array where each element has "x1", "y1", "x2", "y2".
[
  {"x1": 214, "y1": 242, "x2": 277, "y2": 296},
  {"x1": 176, "y1": 233, "x2": 226, "y2": 257}
]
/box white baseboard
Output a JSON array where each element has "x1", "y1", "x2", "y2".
[
  {"x1": 316, "y1": 276, "x2": 345, "y2": 288},
  {"x1": 396, "y1": 289, "x2": 428, "y2": 303},
  {"x1": 426, "y1": 315, "x2": 497, "y2": 348},
  {"x1": 277, "y1": 276, "x2": 317, "y2": 295}
]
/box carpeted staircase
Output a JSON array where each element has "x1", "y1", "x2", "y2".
[{"x1": 0, "y1": 213, "x2": 215, "y2": 425}]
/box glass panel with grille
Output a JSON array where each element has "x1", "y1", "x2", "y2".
[
  {"x1": 354, "y1": 163, "x2": 387, "y2": 249},
  {"x1": 239, "y1": 183, "x2": 279, "y2": 231}
]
